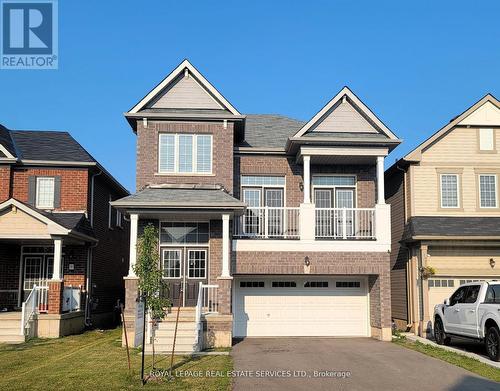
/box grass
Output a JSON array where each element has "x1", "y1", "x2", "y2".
[
  {"x1": 0, "y1": 328, "x2": 232, "y2": 391},
  {"x1": 393, "y1": 337, "x2": 500, "y2": 382}
]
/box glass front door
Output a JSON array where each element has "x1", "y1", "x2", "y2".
[{"x1": 162, "y1": 247, "x2": 208, "y2": 307}]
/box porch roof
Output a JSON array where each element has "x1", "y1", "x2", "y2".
[
  {"x1": 403, "y1": 216, "x2": 500, "y2": 241},
  {"x1": 111, "y1": 186, "x2": 246, "y2": 211}
]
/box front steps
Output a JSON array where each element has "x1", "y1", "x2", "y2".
[
  {"x1": 0, "y1": 312, "x2": 24, "y2": 344},
  {"x1": 144, "y1": 308, "x2": 198, "y2": 354}
]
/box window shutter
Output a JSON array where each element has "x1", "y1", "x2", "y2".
[
  {"x1": 54, "y1": 176, "x2": 62, "y2": 208},
  {"x1": 28, "y1": 176, "x2": 37, "y2": 206}
]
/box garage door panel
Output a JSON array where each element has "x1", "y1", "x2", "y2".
[{"x1": 234, "y1": 277, "x2": 369, "y2": 337}]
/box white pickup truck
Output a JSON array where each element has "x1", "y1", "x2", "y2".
[{"x1": 433, "y1": 281, "x2": 500, "y2": 361}]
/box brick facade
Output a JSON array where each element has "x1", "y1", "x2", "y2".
[
  {"x1": 234, "y1": 155, "x2": 376, "y2": 208},
  {"x1": 0, "y1": 165, "x2": 11, "y2": 203},
  {"x1": 136, "y1": 120, "x2": 234, "y2": 192},
  {"x1": 11, "y1": 167, "x2": 88, "y2": 211}
]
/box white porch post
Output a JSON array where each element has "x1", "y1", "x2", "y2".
[
  {"x1": 52, "y1": 237, "x2": 62, "y2": 280},
  {"x1": 303, "y1": 155, "x2": 311, "y2": 204},
  {"x1": 128, "y1": 213, "x2": 138, "y2": 277},
  {"x1": 376, "y1": 156, "x2": 385, "y2": 205},
  {"x1": 221, "y1": 213, "x2": 230, "y2": 278}
]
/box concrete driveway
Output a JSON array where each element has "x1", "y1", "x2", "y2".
[{"x1": 231, "y1": 338, "x2": 499, "y2": 391}]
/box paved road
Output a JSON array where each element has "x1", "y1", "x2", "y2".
[{"x1": 231, "y1": 338, "x2": 499, "y2": 390}]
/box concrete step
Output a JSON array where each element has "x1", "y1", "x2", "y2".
[
  {"x1": 0, "y1": 312, "x2": 22, "y2": 320},
  {"x1": 0, "y1": 320, "x2": 21, "y2": 329},
  {"x1": 0, "y1": 328, "x2": 22, "y2": 336},
  {"x1": 0, "y1": 334, "x2": 25, "y2": 344},
  {"x1": 145, "y1": 343, "x2": 197, "y2": 354},
  {"x1": 154, "y1": 328, "x2": 197, "y2": 338},
  {"x1": 162, "y1": 315, "x2": 196, "y2": 322},
  {"x1": 156, "y1": 322, "x2": 196, "y2": 331}
]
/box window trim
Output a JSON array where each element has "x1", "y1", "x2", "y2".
[
  {"x1": 116, "y1": 209, "x2": 122, "y2": 228},
  {"x1": 312, "y1": 174, "x2": 357, "y2": 208},
  {"x1": 35, "y1": 177, "x2": 55, "y2": 209},
  {"x1": 478, "y1": 174, "x2": 498, "y2": 209},
  {"x1": 108, "y1": 195, "x2": 113, "y2": 229},
  {"x1": 158, "y1": 133, "x2": 213, "y2": 175},
  {"x1": 240, "y1": 175, "x2": 286, "y2": 207},
  {"x1": 161, "y1": 248, "x2": 183, "y2": 279},
  {"x1": 439, "y1": 173, "x2": 460, "y2": 209},
  {"x1": 478, "y1": 128, "x2": 496, "y2": 153},
  {"x1": 186, "y1": 249, "x2": 207, "y2": 279}
]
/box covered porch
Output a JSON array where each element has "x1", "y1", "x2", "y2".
[{"x1": 0, "y1": 199, "x2": 96, "y2": 342}]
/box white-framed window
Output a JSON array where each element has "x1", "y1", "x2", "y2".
[
  {"x1": 336, "y1": 281, "x2": 361, "y2": 288},
  {"x1": 187, "y1": 249, "x2": 206, "y2": 279},
  {"x1": 479, "y1": 174, "x2": 497, "y2": 208},
  {"x1": 116, "y1": 209, "x2": 122, "y2": 228},
  {"x1": 162, "y1": 249, "x2": 182, "y2": 278},
  {"x1": 240, "y1": 281, "x2": 265, "y2": 288},
  {"x1": 158, "y1": 133, "x2": 212, "y2": 174},
  {"x1": 479, "y1": 128, "x2": 495, "y2": 151},
  {"x1": 108, "y1": 196, "x2": 113, "y2": 229},
  {"x1": 35, "y1": 177, "x2": 55, "y2": 209},
  {"x1": 440, "y1": 174, "x2": 459, "y2": 208}
]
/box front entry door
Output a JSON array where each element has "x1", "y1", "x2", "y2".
[
  {"x1": 162, "y1": 248, "x2": 208, "y2": 307},
  {"x1": 23, "y1": 254, "x2": 53, "y2": 311}
]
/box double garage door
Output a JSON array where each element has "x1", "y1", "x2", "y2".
[{"x1": 233, "y1": 277, "x2": 369, "y2": 337}]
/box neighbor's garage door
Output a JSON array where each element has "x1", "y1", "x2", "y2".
[{"x1": 233, "y1": 277, "x2": 369, "y2": 337}]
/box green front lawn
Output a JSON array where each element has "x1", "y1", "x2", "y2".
[
  {"x1": 393, "y1": 337, "x2": 500, "y2": 382},
  {"x1": 0, "y1": 328, "x2": 232, "y2": 391}
]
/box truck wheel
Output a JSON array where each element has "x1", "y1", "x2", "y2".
[
  {"x1": 434, "y1": 318, "x2": 450, "y2": 345},
  {"x1": 485, "y1": 326, "x2": 500, "y2": 362}
]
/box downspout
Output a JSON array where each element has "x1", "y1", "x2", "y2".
[
  {"x1": 396, "y1": 162, "x2": 413, "y2": 330},
  {"x1": 85, "y1": 170, "x2": 102, "y2": 326}
]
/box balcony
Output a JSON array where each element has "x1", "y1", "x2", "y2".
[
  {"x1": 315, "y1": 208, "x2": 375, "y2": 240},
  {"x1": 234, "y1": 207, "x2": 300, "y2": 239}
]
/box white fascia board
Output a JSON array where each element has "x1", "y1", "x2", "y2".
[
  {"x1": 232, "y1": 240, "x2": 390, "y2": 253},
  {"x1": 299, "y1": 146, "x2": 389, "y2": 158}
]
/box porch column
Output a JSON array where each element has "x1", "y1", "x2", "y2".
[
  {"x1": 376, "y1": 156, "x2": 385, "y2": 204},
  {"x1": 303, "y1": 155, "x2": 311, "y2": 204},
  {"x1": 128, "y1": 213, "x2": 138, "y2": 277},
  {"x1": 221, "y1": 214, "x2": 230, "y2": 278},
  {"x1": 52, "y1": 237, "x2": 62, "y2": 280}
]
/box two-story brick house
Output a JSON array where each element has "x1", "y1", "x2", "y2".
[
  {"x1": 114, "y1": 60, "x2": 400, "y2": 351},
  {"x1": 386, "y1": 94, "x2": 500, "y2": 336},
  {"x1": 0, "y1": 126, "x2": 129, "y2": 342}
]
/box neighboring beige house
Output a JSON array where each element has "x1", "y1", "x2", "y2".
[
  {"x1": 113, "y1": 59, "x2": 401, "y2": 353},
  {"x1": 386, "y1": 94, "x2": 500, "y2": 336}
]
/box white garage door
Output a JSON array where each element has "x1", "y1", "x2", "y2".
[{"x1": 233, "y1": 277, "x2": 369, "y2": 337}]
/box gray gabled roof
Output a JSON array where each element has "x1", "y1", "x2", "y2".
[
  {"x1": 0, "y1": 125, "x2": 17, "y2": 157},
  {"x1": 404, "y1": 216, "x2": 500, "y2": 239},
  {"x1": 112, "y1": 186, "x2": 246, "y2": 209},
  {"x1": 237, "y1": 114, "x2": 305, "y2": 149},
  {"x1": 10, "y1": 130, "x2": 95, "y2": 162}
]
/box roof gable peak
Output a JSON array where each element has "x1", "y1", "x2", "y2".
[{"x1": 127, "y1": 59, "x2": 240, "y2": 115}]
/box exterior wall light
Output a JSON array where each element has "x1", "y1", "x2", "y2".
[
  {"x1": 490, "y1": 258, "x2": 496, "y2": 268},
  {"x1": 304, "y1": 256, "x2": 310, "y2": 267}
]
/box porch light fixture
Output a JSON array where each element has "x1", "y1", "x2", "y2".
[
  {"x1": 490, "y1": 258, "x2": 496, "y2": 268},
  {"x1": 304, "y1": 256, "x2": 310, "y2": 267},
  {"x1": 299, "y1": 182, "x2": 304, "y2": 192}
]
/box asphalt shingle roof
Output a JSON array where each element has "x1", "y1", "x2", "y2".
[
  {"x1": 0, "y1": 125, "x2": 17, "y2": 157},
  {"x1": 10, "y1": 131, "x2": 95, "y2": 162},
  {"x1": 113, "y1": 187, "x2": 245, "y2": 208},
  {"x1": 404, "y1": 216, "x2": 500, "y2": 238},
  {"x1": 238, "y1": 114, "x2": 305, "y2": 148}
]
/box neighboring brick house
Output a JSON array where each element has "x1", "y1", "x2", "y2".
[
  {"x1": 386, "y1": 94, "x2": 500, "y2": 337},
  {"x1": 113, "y1": 60, "x2": 401, "y2": 352},
  {"x1": 0, "y1": 126, "x2": 129, "y2": 343}
]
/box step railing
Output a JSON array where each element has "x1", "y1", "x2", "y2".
[
  {"x1": 315, "y1": 208, "x2": 376, "y2": 239},
  {"x1": 20, "y1": 285, "x2": 39, "y2": 336},
  {"x1": 195, "y1": 283, "x2": 219, "y2": 351},
  {"x1": 234, "y1": 207, "x2": 300, "y2": 239}
]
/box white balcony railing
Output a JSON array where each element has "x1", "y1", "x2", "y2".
[
  {"x1": 233, "y1": 207, "x2": 300, "y2": 239},
  {"x1": 315, "y1": 208, "x2": 376, "y2": 239}
]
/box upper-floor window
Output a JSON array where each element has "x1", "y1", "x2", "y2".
[
  {"x1": 479, "y1": 174, "x2": 497, "y2": 208},
  {"x1": 240, "y1": 176, "x2": 285, "y2": 208},
  {"x1": 158, "y1": 133, "x2": 212, "y2": 174},
  {"x1": 440, "y1": 174, "x2": 459, "y2": 208},
  {"x1": 479, "y1": 128, "x2": 495, "y2": 151},
  {"x1": 36, "y1": 177, "x2": 55, "y2": 209},
  {"x1": 312, "y1": 175, "x2": 356, "y2": 209}
]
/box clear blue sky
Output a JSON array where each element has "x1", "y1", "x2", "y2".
[{"x1": 2, "y1": 0, "x2": 499, "y2": 192}]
